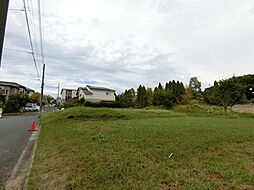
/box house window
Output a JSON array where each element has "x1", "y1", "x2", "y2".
[{"x1": 106, "y1": 92, "x2": 111, "y2": 96}]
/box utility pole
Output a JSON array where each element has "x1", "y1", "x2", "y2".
[
  {"x1": 0, "y1": 0, "x2": 10, "y2": 67},
  {"x1": 39, "y1": 63, "x2": 45, "y2": 116}
]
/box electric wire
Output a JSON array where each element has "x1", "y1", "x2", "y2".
[
  {"x1": 37, "y1": 0, "x2": 45, "y2": 66},
  {"x1": 28, "y1": 0, "x2": 41, "y2": 73},
  {"x1": 22, "y1": 0, "x2": 40, "y2": 80}
]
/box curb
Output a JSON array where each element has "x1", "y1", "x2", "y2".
[{"x1": 5, "y1": 124, "x2": 40, "y2": 190}]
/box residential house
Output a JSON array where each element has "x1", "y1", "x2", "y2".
[
  {"x1": 0, "y1": 81, "x2": 35, "y2": 100},
  {"x1": 61, "y1": 89, "x2": 77, "y2": 102},
  {"x1": 77, "y1": 85, "x2": 115, "y2": 103}
]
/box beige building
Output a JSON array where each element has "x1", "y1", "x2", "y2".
[
  {"x1": 77, "y1": 85, "x2": 115, "y2": 103},
  {"x1": 61, "y1": 89, "x2": 77, "y2": 102}
]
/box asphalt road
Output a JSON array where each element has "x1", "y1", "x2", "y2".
[{"x1": 0, "y1": 112, "x2": 39, "y2": 187}]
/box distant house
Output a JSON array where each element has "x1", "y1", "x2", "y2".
[
  {"x1": 0, "y1": 81, "x2": 35, "y2": 100},
  {"x1": 77, "y1": 85, "x2": 116, "y2": 103},
  {"x1": 61, "y1": 89, "x2": 77, "y2": 102}
]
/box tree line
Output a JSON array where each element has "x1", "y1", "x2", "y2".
[
  {"x1": 117, "y1": 74, "x2": 254, "y2": 115},
  {"x1": 117, "y1": 79, "x2": 195, "y2": 109}
]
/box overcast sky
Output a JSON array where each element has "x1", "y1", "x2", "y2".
[{"x1": 1, "y1": 0, "x2": 254, "y2": 96}]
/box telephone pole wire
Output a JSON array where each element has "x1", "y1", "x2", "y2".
[{"x1": 0, "y1": 0, "x2": 10, "y2": 67}]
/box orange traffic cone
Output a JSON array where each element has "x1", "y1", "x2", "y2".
[{"x1": 28, "y1": 121, "x2": 36, "y2": 131}]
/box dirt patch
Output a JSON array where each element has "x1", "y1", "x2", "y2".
[
  {"x1": 190, "y1": 169, "x2": 200, "y2": 177},
  {"x1": 160, "y1": 182, "x2": 170, "y2": 190},
  {"x1": 208, "y1": 171, "x2": 222, "y2": 179},
  {"x1": 101, "y1": 126, "x2": 116, "y2": 129},
  {"x1": 236, "y1": 184, "x2": 254, "y2": 190},
  {"x1": 232, "y1": 104, "x2": 254, "y2": 113},
  {"x1": 250, "y1": 162, "x2": 254, "y2": 174}
]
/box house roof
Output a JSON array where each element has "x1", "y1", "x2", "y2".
[
  {"x1": 0, "y1": 81, "x2": 22, "y2": 88},
  {"x1": 87, "y1": 85, "x2": 115, "y2": 92},
  {"x1": 0, "y1": 81, "x2": 33, "y2": 92},
  {"x1": 77, "y1": 87, "x2": 93, "y2": 95}
]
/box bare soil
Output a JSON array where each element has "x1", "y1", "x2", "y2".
[{"x1": 232, "y1": 104, "x2": 254, "y2": 113}]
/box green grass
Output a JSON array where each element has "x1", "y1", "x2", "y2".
[{"x1": 28, "y1": 107, "x2": 254, "y2": 190}]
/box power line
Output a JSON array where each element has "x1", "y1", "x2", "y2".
[
  {"x1": 4, "y1": 47, "x2": 32, "y2": 54},
  {"x1": 28, "y1": 0, "x2": 41, "y2": 73},
  {"x1": 3, "y1": 59, "x2": 34, "y2": 64},
  {"x1": 22, "y1": 0, "x2": 40, "y2": 80},
  {"x1": 37, "y1": 0, "x2": 44, "y2": 65}
]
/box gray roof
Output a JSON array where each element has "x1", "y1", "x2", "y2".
[
  {"x1": 0, "y1": 81, "x2": 33, "y2": 92},
  {"x1": 0, "y1": 81, "x2": 22, "y2": 88},
  {"x1": 87, "y1": 85, "x2": 115, "y2": 92},
  {"x1": 78, "y1": 87, "x2": 92, "y2": 95}
]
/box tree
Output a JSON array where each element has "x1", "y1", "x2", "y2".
[
  {"x1": 153, "y1": 83, "x2": 165, "y2": 106},
  {"x1": 4, "y1": 92, "x2": 30, "y2": 113},
  {"x1": 181, "y1": 87, "x2": 193, "y2": 112},
  {"x1": 189, "y1": 77, "x2": 201, "y2": 92},
  {"x1": 118, "y1": 88, "x2": 136, "y2": 108},
  {"x1": 146, "y1": 88, "x2": 153, "y2": 106},
  {"x1": 0, "y1": 93, "x2": 5, "y2": 107},
  {"x1": 189, "y1": 77, "x2": 202, "y2": 100},
  {"x1": 30, "y1": 92, "x2": 41, "y2": 104},
  {"x1": 136, "y1": 85, "x2": 148, "y2": 108},
  {"x1": 212, "y1": 79, "x2": 244, "y2": 115},
  {"x1": 44, "y1": 95, "x2": 55, "y2": 104}
]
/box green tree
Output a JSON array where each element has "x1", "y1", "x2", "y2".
[
  {"x1": 0, "y1": 93, "x2": 5, "y2": 108},
  {"x1": 153, "y1": 83, "x2": 165, "y2": 106},
  {"x1": 146, "y1": 88, "x2": 153, "y2": 106},
  {"x1": 44, "y1": 95, "x2": 55, "y2": 104},
  {"x1": 136, "y1": 85, "x2": 148, "y2": 108},
  {"x1": 212, "y1": 79, "x2": 244, "y2": 115},
  {"x1": 118, "y1": 88, "x2": 136, "y2": 108},
  {"x1": 181, "y1": 87, "x2": 193, "y2": 112},
  {"x1": 4, "y1": 92, "x2": 30, "y2": 113},
  {"x1": 189, "y1": 77, "x2": 201, "y2": 92},
  {"x1": 189, "y1": 77, "x2": 202, "y2": 100}
]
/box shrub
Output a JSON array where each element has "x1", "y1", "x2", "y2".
[{"x1": 4, "y1": 92, "x2": 30, "y2": 113}]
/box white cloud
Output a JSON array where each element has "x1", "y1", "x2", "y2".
[{"x1": 1, "y1": 0, "x2": 254, "y2": 96}]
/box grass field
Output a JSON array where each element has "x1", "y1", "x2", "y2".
[{"x1": 28, "y1": 106, "x2": 254, "y2": 190}]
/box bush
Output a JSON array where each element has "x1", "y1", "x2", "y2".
[
  {"x1": 84, "y1": 101, "x2": 122, "y2": 108},
  {"x1": 63, "y1": 99, "x2": 122, "y2": 109},
  {"x1": 4, "y1": 92, "x2": 30, "y2": 113}
]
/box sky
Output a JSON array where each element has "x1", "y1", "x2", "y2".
[{"x1": 1, "y1": 0, "x2": 254, "y2": 96}]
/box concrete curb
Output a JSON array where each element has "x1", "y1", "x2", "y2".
[{"x1": 5, "y1": 124, "x2": 40, "y2": 190}]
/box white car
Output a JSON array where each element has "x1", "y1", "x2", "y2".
[{"x1": 24, "y1": 103, "x2": 40, "y2": 112}]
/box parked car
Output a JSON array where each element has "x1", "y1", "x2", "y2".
[{"x1": 24, "y1": 103, "x2": 40, "y2": 112}]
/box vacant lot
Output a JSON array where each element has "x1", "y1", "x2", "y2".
[{"x1": 28, "y1": 107, "x2": 254, "y2": 190}]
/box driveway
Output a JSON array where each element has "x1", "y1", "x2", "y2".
[{"x1": 0, "y1": 112, "x2": 38, "y2": 187}]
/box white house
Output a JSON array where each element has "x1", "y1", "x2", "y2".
[
  {"x1": 77, "y1": 85, "x2": 115, "y2": 103},
  {"x1": 61, "y1": 89, "x2": 77, "y2": 102}
]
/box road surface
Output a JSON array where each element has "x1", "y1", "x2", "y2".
[{"x1": 0, "y1": 112, "x2": 38, "y2": 187}]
